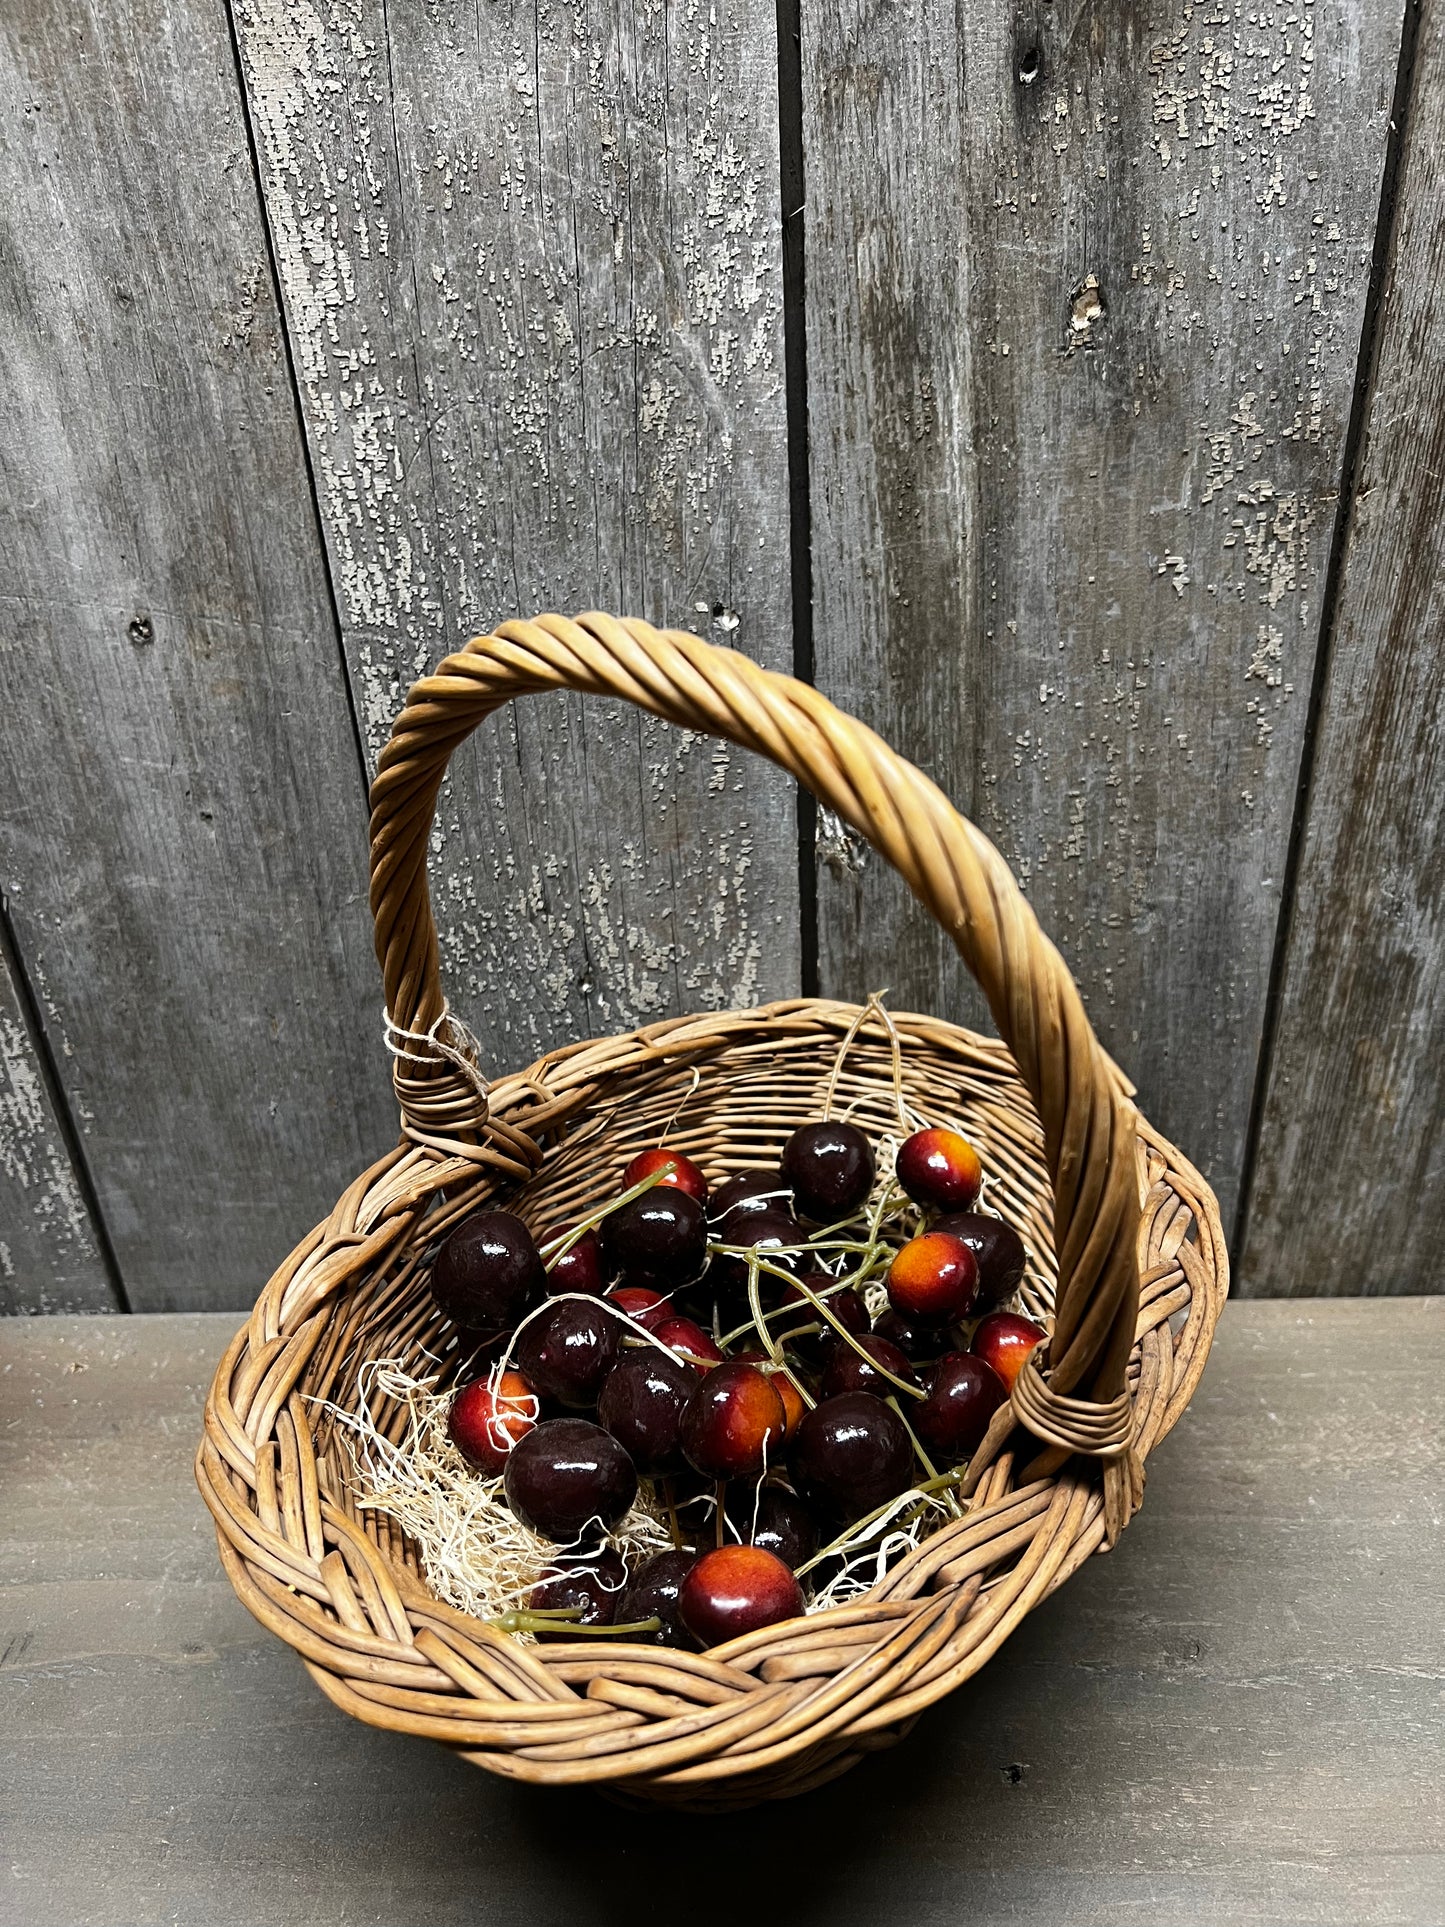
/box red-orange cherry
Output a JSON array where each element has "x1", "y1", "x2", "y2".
[
  {"x1": 679, "y1": 1543, "x2": 803, "y2": 1646},
  {"x1": 651, "y1": 1315, "x2": 725, "y2": 1373},
  {"x1": 932, "y1": 1211, "x2": 1027, "y2": 1309},
  {"x1": 448, "y1": 1369, "x2": 540, "y2": 1475},
  {"x1": 971, "y1": 1311, "x2": 1046, "y2": 1391},
  {"x1": 623, "y1": 1146, "x2": 709, "y2": 1206},
  {"x1": 915, "y1": 1352, "x2": 1007, "y2": 1460},
  {"x1": 541, "y1": 1223, "x2": 607, "y2": 1296},
  {"x1": 896, "y1": 1128, "x2": 983, "y2": 1212},
  {"x1": 734, "y1": 1351, "x2": 807, "y2": 1439},
  {"x1": 886, "y1": 1231, "x2": 979, "y2": 1326},
  {"x1": 680, "y1": 1361, "x2": 787, "y2": 1480}
]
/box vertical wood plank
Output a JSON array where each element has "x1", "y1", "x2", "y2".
[
  {"x1": 0, "y1": 0, "x2": 393, "y2": 1311},
  {"x1": 233, "y1": 0, "x2": 799, "y2": 1066},
  {"x1": 1242, "y1": 0, "x2": 1443, "y2": 1296},
  {"x1": 0, "y1": 933, "x2": 114, "y2": 1314},
  {"x1": 803, "y1": 0, "x2": 1401, "y2": 1229}
]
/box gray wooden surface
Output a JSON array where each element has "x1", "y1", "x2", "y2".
[
  {"x1": 1243, "y1": 0, "x2": 1445, "y2": 1295},
  {"x1": 0, "y1": 0, "x2": 394, "y2": 1310},
  {"x1": 231, "y1": 0, "x2": 801, "y2": 1070},
  {"x1": 2, "y1": 1300, "x2": 1441, "y2": 1926},
  {"x1": 801, "y1": 0, "x2": 1403, "y2": 1234}
]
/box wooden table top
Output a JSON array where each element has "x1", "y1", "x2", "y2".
[{"x1": 2, "y1": 1300, "x2": 1441, "y2": 1926}]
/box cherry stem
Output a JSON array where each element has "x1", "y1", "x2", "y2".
[
  {"x1": 778, "y1": 1269, "x2": 927, "y2": 1402},
  {"x1": 492, "y1": 1609, "x2": 663, "y2": 1637},
  {"x1": 537, "y1": 1162, "x2": 673, "y2": 1262},
  {"x1": 886, "y1": 1394, "x2": 963, "y2": 1519},
  {"x1": 714, "y1": 1481, "x2": 726, "y2": 1549},
  {"x1": 745, "y1": 1259, "x2": 817, "y2": 1413}
]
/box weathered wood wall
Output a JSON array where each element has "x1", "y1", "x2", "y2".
[{"x1": 0, "y1": 0, "x2": 1438, "y2": 1311}]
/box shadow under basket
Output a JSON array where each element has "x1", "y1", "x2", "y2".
[{"x1": 197, "y1": 612, "x2": 1228, "y2": 1810}]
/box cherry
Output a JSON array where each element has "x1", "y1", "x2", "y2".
[
  {"x1": 430, "y1": 1209, "x2": 543, "y2": 1333},
  {"x1": 821, "y1": 1332, "x2": 918, "y2": 1401},
  {"x1": 680, "y1": 1544, "x2": 803, "y2": 1647},
  {"x1": 781, "y1": 1120, "x2": 875, "y2": 1223},
  {"x1": 447, "y1": 1369, "x2": 539, "y2": 1475},
  {"x1": 932, "y1": 1211, "x2": 1027, "y2": 1309},
  {"x1": 514, "y1": 1297, "x2": 624, "y2": 1408},
  {"x1": 680, "y1": 1361, "x2": 787, "y2": 1481},
  {"x1": 623, "y1": 1147, "x2": 709, "y2": 1206},
  {"x1": 792, "y1": 1392, "x2": 914, "y2": 1520},
  {"x1": 873, "y1": 1307, "x2": 951, "y2": 1365},
  {"x1": 896, "y1": 1128, "x2": 983, "y2": 1212},
  {"x1": 733, "y1": 1352, "x2": 807, "y2": 1439},
  {"x1": 651, "y1": 1315, "x2": 725, "y2": 1372},
  {"x1": 601, "y1": 1190, "x2": 707, "y2": 1289},
  {"x1": 541, "y1": 1223, "x2": 607, "y2": 1297},
  {"x1": 596, "y1": 1350, "x2": 696, "y2": 1472},
  {"x1": 886, "y1": 1231, "x2": 979, "y2": 1326},
  {"x1": 608, "y1": 1285, "x2": 671, "y2": 1331},
  {"x1": 915, "y1": 1352, "x2": 1007, "y2": 1460},
  {"x1": 710, "y1": 1169, "x2": 790, "y2": 1228},
  {"x1": 504, "y1": 1418, "x2": 638, "y2": 1541},
  {"x1": 713, "y1": 1207, "x2": 804, "y2": 1295},
  {"x1": 616, "y1": 1548, "x2": 700, "y2": 1647},
  {"x1": 726, "y1": 1485, "x2": 817, "y2": 1571},
  {"x1": 778, "y1": 1277, "x2": 869, "y2": 1368},
  {"x1": 529, "y1": 1549, "x2": 626, "y2": 1633},
  {"x1": 971, "y1": 1310, "x2": 1046, "y2": 1391}
]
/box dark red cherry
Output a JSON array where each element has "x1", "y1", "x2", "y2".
[
  {"x1": 915, "y1": 1352, "x2": 1008, "y2": 1461},
  {"x1": 601, "y1": 1190, "x2": 708, "y2": 1289},
  {"x1": 931, "y1": 1211, "x2": 1027, "y2": 1309},
  {"x1": 608, "y1": 1285, "x2": 671, "y2": 1331},
  {"x1": 710, "y1": 1169, "x2": 790, "y2": 1228},
  {"x1": 896, "y1": 1128, "x2": 983, "y2": 1211},
  {"x1": 778, "y1": 1277, "x2": 869, "y2": 1368},
  {"x1": 873, "y1": 1307, "x2": 951, "y2": 1365},
  {"x1": 726, "y1": 1485, "x2": 817, "y2": 1571},
  {"x1": 616, "y1": 1548, "x2": 700, "y2": 1647},
  {"x1": 514, "y1": 1298, "x2": 624, "y2": 1408},
  {"x1": 680, "y1": 1361, "x2": 787, "y2": 1481},
  {"x1": 623, "y1": 1146, "x2": 709, "y2": 1206},
  {"x1": 529, "y1": 1549, "x2": 626, "y2": 1634},
  {"x1": 430, "y1": 1209, "x2": 543, "y2": 1332},
  {"x1": 596, "y1": 1350, "x2": 696, "y2": 1472},
  {"x1": 713, "y1": 1207, "x2": 804, "y2": 1295},
  {"x1": 792, "y1": 1392, "x2": 914, "y2": 1520},
  {"x1": 680, "y1": 1544, "x2": 803, "y2": 1646},
  {"x1": 886, "y1": 1231, "x2": 979, "y2": 1326},
  {"x1": 971, "y1": 1311, "x2": 1046, "y2": 1391},
  {"x1": 651, "y1": 1315, "x2": 725, "y2": 1372},
  {"x1": 780, "y1": 1121, "x2": 875, "y2": 1223},
  {"x1": 821, "y1": 1332, "x2": 918, "y2": 1401},
  {"x1": 504, "y1": 1418, "x2": 637, "y2": 1541},
  {"x1": 541, "y1": 1223, "x2": 607, "y2": 1296},
  {"x1": 447, "y1": 1369, "x2": 540, "y2": 1475}
]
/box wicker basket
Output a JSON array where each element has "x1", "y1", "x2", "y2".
[{"x1": 197, "y1": 611, "x2": 1227, "y2": 1808}]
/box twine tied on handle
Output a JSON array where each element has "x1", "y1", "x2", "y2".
[{"x1": 383, "y1": 1003, "x2": 491, "y2": 1149}]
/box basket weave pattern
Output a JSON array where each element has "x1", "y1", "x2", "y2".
[{"x1": 197, "y1": 614, "x2": 1227, "y2": 1806}]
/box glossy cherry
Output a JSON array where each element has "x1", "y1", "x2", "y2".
[
  {"x1": 622, "y1": 1146, "x2": 710, "y2": 1206},
  {"x1": 931, "y1": 1211, "x2": 1027, "y2": 1309},
  {"x1": 447, "y1": 1369, "x2": 539, "y2": 1475},
  {"x1": 915, "y1": 1352, "x2": 1007, "y2": 1461},
  {"x1": 651, "y1": 1315, "x2": 725, "y2": 1372},
  {"x1": 733, "y1": 1352, "x2": 807, "y2": 1439},
  {"x1": 780, "y1": 1120, "x2": 875, "y2": 1223},
  {"x1": 713, "y1": 1207, "x2": 804, "y2": 1295},
  {"x1": 541, "y1": 1223, "x2": 607, "y2": 1297},
  {"x1": 710, "y1": 1169, "x2": 790, "y2": 1229},
  {"x1": 778, "y1": 1278, "x2": 869, "y2": 1369},
  {"x1": 601, "y1": 1190, "x2": 708, "y2": 1289},
  {"x1": 726, "y1": 1484, "x2": 817, "y2": 1571},
  {"x1": 596, "y1": 1350, "x2": 696, "y2": 1472},
  {"x1": 679, "y1": 1361, "x2": 787, "y2": 1481},
  {"x1": 514, "y1": 1297, "x2": 624, "y2": 1408},
  {"x1": 616, "y1": 1548, "x2": 700, "y2": 1647},
  {"x1": 873, "y1": 1307, "x2": 951, "y2": 1365},
  {"x1": 792, "y1": 1392, "x2": 914, "y2": 1521},
  {"x1": 430, "y1": 1209, "x2": 543, "y2": 1333},
  {"x1": 886, "y1": 1231, "x2": 980, "y2": 1326},
  {"x1": 896, "y1": 1127, "x2": 983, "y2": 1212},
  {"x1": 970, "y1": 1310, "x2": 1046, "y2": 1391},
  {"x1": 821, "y1": 1332, "x2": 918, "y2": 1401},
  {"x1": 680, "y1": 1544, "x2": 804, "y2": 1647},
  {"x1": 529, "y1": 1549, "x2": 625, "y2": 1632},
  {"x1": 503, "y1": 1418, "x2": 638, "y2": 1541},
  {"x1": 607, "y1": 1285, "x2": 671, "y2": 1332}
]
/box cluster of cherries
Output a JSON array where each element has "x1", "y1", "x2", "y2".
[{"x1": 430, "y1": 1120, "x2": 1046, "y2": 1649}]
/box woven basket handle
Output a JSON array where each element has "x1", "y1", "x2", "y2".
[{"x1": 369, "y1": 613, "x2": 1141, "y2": 1431}]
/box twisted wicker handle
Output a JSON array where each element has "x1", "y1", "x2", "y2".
[{"x1": 368, "y1": 613, "x2": 1141, "y2": 1426}]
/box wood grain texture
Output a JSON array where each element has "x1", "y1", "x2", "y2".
[
  {"x1": 0, "y1": 939, "x2": 113, "y2": 1314},
  {"x1": 231, "y1": 0, "x2": 800, "y2": 1071},
  {"x1": 0, "y1": 0, "x2": 393, "y2": 1312},
  {"x1": 802, "y1": 0, "x2": 1401, "y2": 1234},
  {"x1": 1242, "y1": 0, "x2": 1444, "y2": 1296},
  {"x1": 2, "y1": 1301, "x2": 1441, "y2": 1924}
]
